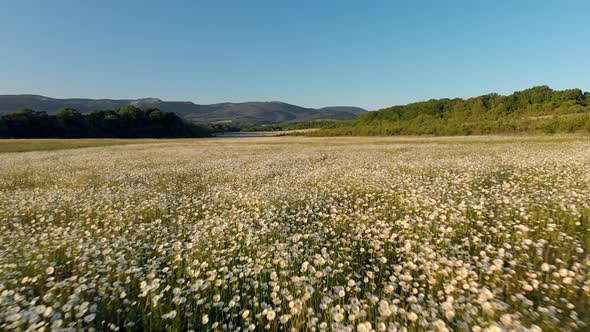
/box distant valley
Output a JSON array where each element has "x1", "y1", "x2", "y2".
[{"x1": 0, "y1": 95, "x2": 367, "y2": 124}]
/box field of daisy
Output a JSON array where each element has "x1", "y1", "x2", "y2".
[{"x1": 0, "y1": 136, "x2": 588, "y2": 332}]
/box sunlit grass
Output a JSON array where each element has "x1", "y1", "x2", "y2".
[{"x1": 0, "y1": 139, "x2": 155, "y2": 153}]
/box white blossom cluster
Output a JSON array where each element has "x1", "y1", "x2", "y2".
[{"x1": 0, "y1": 137, "x2": 588, "y2": 331}]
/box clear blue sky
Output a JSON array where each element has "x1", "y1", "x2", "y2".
[{"x1": 1, "y1": 1, "x2": 589, "y2": 110}]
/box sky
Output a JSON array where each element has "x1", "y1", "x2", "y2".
[{"x1": 1, "y1": 1, "x2": 589, "y2": 110}]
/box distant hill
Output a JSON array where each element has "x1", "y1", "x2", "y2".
[
  {"x1": 0, "y1": 95, "x2": 367, "y2": 124},
  {"x1": 309, "y1": 86, "x2": 590, "y2": 136}
]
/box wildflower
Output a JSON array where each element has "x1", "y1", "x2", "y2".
[
  {"x1": 43, "y1": 306, "x2": 53, "y2": 317},
  {"x1": 84, "y1": 313, "x2": 96, "y2": 323},
  {"x1": 162, "y1": 310, "x2": 177, "y2": 320},
  {"x1": 559, "y1": 268, "x2": 568, "y2": 277},
  {"x1": 266, "y1": 310, "x2": 276, "y2": 321},
  {"x1": 357, "y1": 322, "x2": 372, "y2": 332},
  {"x1": 242, "y1": 310, "x2": 250, "y2": 318}
]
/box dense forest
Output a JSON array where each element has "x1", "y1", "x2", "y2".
[
  {"x1": 0, "y1": 106, "x2": 211, "y2": 138},
  {"x1": 309, "y1": 86, "x2": 590, "y2": 136}
]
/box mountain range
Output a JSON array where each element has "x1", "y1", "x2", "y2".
[{"x1": 0, "y1": 95, "x2": 367, "y2": 124}]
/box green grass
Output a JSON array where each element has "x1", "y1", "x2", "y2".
[
  {"x1": 2, "y1": 135, "x2": 588, "y2": 154},
  {"x1": 0, "y1": 139, "x2": 158, "y2": 153}
]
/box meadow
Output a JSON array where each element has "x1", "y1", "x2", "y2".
[
  {"x1": 0, "y1": 139, "x2": 150, "y2": 153},
  {"x1": 0, "y1": 136, "x2": 588, "y2": 331}
]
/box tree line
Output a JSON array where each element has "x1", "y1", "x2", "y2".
[
  {"x1": 309, "y1": 86, "x2": 590, "y2": 136},
  {"x1": 0, "y1": 106, "x2": 211, "y2": 138}
]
